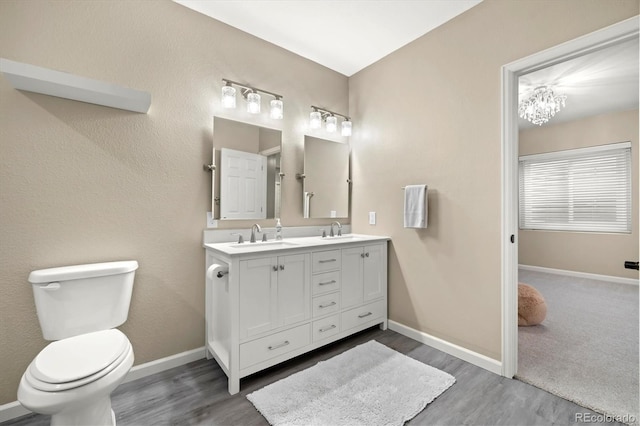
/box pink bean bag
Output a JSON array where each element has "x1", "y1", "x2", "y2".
[{"x1": 518, "y1": 283, "x2": 547, "y2": 326}]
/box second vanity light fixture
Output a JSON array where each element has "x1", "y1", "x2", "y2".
[
  {"x1": 221, "y1": 78, "x2": 283, "y2": 119},
  {"x1": 310, "y1": 106, "x2": 352, "y2": 136}
]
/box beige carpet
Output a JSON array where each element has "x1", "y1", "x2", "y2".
[{"x1": 517, "y1": 269, "x2": 639, "y2": 426}]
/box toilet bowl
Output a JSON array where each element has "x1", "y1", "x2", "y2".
[
  {"x1": 18, "y1": 329, "x2": 134, "y2": 426},
  {"x1": 18, "y1": 261, "x2": 138, "y2": 426}
]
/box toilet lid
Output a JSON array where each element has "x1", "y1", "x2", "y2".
[{"x1": 30, "y1": 329, "x2": 128, "y2": 384}]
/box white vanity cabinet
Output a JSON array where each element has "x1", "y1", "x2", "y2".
[
  {"x1": 239, "y1": 253, "x2": 310, "y2": 339},
  {"x1": 204, "y1": 235, "x2": 388, "y2": 395},
  {"x1": 341, "y1": 244, "x2": 385, "y2": 309}
]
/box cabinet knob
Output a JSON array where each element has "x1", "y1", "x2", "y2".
[
  {"x1": 279, "y1": 264, "x2": 285, "y2": 270},
  {"x1": 361, "y1": 253, "x2": 365, "y2": 258},
  {"x1": 365, "y1": 252, "x2": 370, "y2": 257},
  {"x1": 272, "y1": 266, "x2": 278, "y2": 272}
]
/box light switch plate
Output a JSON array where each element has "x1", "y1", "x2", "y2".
[{"x1": 368, "y1": 211, "x2": 376, "y2": 225}]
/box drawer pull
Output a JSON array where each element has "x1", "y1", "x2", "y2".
[
  {"x1": 319, "y1": 280, "x2": 337, "y2": 286},
  {"x1": 358, "y1": 312, "x2": 373, "y2": 318},
  {"x1": 319, "y1": 301, "x2": 337, "y2": 309},
  {"x1": 319, "y1": 324, "x2": 337, "y2": 333},
  {"x1": 318, "y1": 258, "x2": 337, "y2": 263},
  {"x1": 268, "y1": 340, "x2": 290, "y2": 351}
]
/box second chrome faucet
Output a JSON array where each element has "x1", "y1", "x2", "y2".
[{"x1": 250, "y1": 224, "x2": 262, "y2": 243}]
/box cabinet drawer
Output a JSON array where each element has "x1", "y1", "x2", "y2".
[
  {"x1": 312, "y1": 271, "x2": 340, "y2": 295},
  {"x1": 239, "y1": 324, "x2": 310, "y2": 370},
  {"x1": 312, "y1": 292, "x2": 340, "y2": 318},
  {"x1": 341, "y1": 300, "x2": 386, "y2": 332},
  {"x1": 312, "y1": 314, "x2": 340, "y2": 342},
  {"x1": 312, "y1": 250, "x2": 341, "y2": 273}
]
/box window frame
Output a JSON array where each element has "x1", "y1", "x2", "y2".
[{"x1": 519, "y1": 141, "x2": 632, "y2": 234}]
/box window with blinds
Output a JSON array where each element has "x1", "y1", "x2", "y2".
[{"x1": 519, "y1": 142, "x2": 632, "y2": 233}]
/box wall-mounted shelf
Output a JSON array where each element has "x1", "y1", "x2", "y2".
[{"x1": 0, "y1": 58, "x2": 151, "y2": 113}]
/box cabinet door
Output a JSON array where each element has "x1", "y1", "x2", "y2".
[
  {"x1": 276, "y1": 253, "x2": 310, "y2": 326},
  {"x1": 341, "y1": 246, "x2": 364, "y2": 309},
  {"x1": 363, "y1": 244, "x2": 385, "y2": 301},
  {"x1": 239, "y1": 257, "x2": 277, "y2": 339}
]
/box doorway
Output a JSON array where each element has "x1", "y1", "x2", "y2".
[{"x1": 500, "y1": 16, "x2": 639, "y2": 378}]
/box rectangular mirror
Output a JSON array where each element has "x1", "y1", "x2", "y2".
[
  {"x1": 303, "y1": 136, "x2": 349, "y2": 218},
  {"x1": 213, "y1": 117, "x2": 282, "y2": 220}
]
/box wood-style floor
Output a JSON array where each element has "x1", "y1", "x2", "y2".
[{"x1": 4, "y1": 327, "x2": 623, "y2": 426}]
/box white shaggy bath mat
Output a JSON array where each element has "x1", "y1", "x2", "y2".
[{"x1": 247, "y1": 340, "x2": 455, "y2": 426}]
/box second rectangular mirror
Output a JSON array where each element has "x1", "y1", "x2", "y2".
[
  {"x1": 303, "y1": 136, "x2": 349, "y2": 218},
  {"x1": 213, "y1": 117, "x2": 282, "y2": 220}
]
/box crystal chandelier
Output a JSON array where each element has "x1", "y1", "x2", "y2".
[{"x1": 518, "y1": 86, "x2": 567, "y2": 126}]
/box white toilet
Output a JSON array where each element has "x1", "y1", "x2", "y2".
[{"x1": 18, "y1": 261, "x2": 138, "y2": 426}]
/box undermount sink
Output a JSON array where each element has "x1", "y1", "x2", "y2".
[{"x1": 228, "y1": 240, "x2": 299, "y2": 249}]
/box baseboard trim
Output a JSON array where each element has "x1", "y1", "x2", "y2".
[
  {"x1": 0, "y1": 346, "x2": 206, "y2": 423},
  {"x1": 388, "y1": 320, "x2": 502, "y2": 375},
  {"x1": 519, "y1": 264, "x2": 639, "y2": 286},
  {"x1": 124, "y1": 346, "x2": 206, "y2": 383},
  {"x1": 0, "y1": 401, "x2": 30, "y2": 423}
]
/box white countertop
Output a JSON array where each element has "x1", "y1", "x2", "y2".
[{"x1": 204, "y1": 233, "x2": 390, "y2": 256}]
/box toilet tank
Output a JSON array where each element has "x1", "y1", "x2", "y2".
[{"x1": 28, "y1": 261, "x2": 138, "y2": 340}]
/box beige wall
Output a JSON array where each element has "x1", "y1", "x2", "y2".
[
  {"x1": 0, "y1": 0, "x2": 638, "y2": 408},
  {"x1": 519, "y1": 109, "x2": 639, "y2": 279},
  {"x1": 0, "y1": 0, "x2": 348, "y2": 404},
  {"x1": 349, "y1": 0, "x2": 638, "y2": 360}
]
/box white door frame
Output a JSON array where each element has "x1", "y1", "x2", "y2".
[{"x1": 500, "y1": 16, "x2": 639, "y2": 378}]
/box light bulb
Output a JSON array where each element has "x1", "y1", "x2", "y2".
[
  {"x1": 221, "y1": 85, "x2": 236, "y2": 108},
  {"x1": 326, "y1": 115, "x2": 337, "y2": 133},
  {"x1": 341, "y1": 120, "x2": 352, "y2": 136},
  {"x1": 247, "y1": 91, "x2": 261, "y2": 114},
  {"x1": 310, "y1": 111, "x2": 322, "y2": 129},
  {"x1": 270, "y1": 98, "x2": 283, "y2": 119}
]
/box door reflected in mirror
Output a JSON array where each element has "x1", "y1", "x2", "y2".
[
  {"x1": 213, "y1": 117, "x2": 282, "y2": 220},
  {"x1": 303, "y1": 136, "x2": 349, "y2": 219}
]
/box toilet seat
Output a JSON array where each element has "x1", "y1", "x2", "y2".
[{"x1": 26, "y1": 330, "x2": 130, "y2": 392}]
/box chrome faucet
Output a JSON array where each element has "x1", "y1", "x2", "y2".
[
  {"x1": 330, "y1": 221, "x2": 342, "y2": 237},
  {"x1": 250, "y1": 224, "x2": 262, "y2": 243}
]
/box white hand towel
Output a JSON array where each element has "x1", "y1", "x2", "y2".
[{"x1": 404, "y1": 185, "x2": 427, "y2": 228}]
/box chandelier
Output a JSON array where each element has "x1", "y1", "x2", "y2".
[{"x1": 518, "y1": 86, "x2": 567, "y2": 126}]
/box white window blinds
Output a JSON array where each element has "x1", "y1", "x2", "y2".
[{"x1": 519, "y1": 142, "x2": 632, "y2": 233}]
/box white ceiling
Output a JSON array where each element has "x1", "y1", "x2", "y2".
[
  {"x1": 174, "y1": 0, "x2": 482, "y2": 76},
  {"x1": 518, "y1": 37, "x2": 639, "y2": 128},
  {"x1": 174, "y1": 1, "x2": 637, "y2": 126}
]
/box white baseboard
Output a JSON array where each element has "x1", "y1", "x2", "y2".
[
  {"x1": 124, "y1": 346, "x2": 206, "y2": 383},
  {"x1": 519, "y1": 264, "x2": 639, "y2": 286},
  {"x1": 0, "y1": 346, "x2": 206, "y2": 423},
  {"x1": 388, "y1": 320, "x2": 502, "y2": 376},
  {"x1": 0, "y1": 401, "x2": 30, "y2": 423}
]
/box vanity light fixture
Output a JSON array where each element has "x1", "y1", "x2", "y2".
[
  {"x1": 246, "y1": 90, "x2": 261, "y2": 114},
  {"x1": 221, "y1": 78, "x2": 283, "y2": 119},
  {"x1": 270, "y1": 98, "x2": 284, "y2": 119},
  {"x1": 341, "y1": 119, "x2": 352, "y2": 136},
  {"x1": 325, "y1": 115, "x2": 337, "y2": 133},
  {"x1": 309, "y1": 110, "x2": 322, "y2": 129},
  {"x1": 309, "y1": 106, "x2": 352, "y2": 136},
  {"x1": 221, "y1": 82, "x2": 236, "y2": 108}
]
